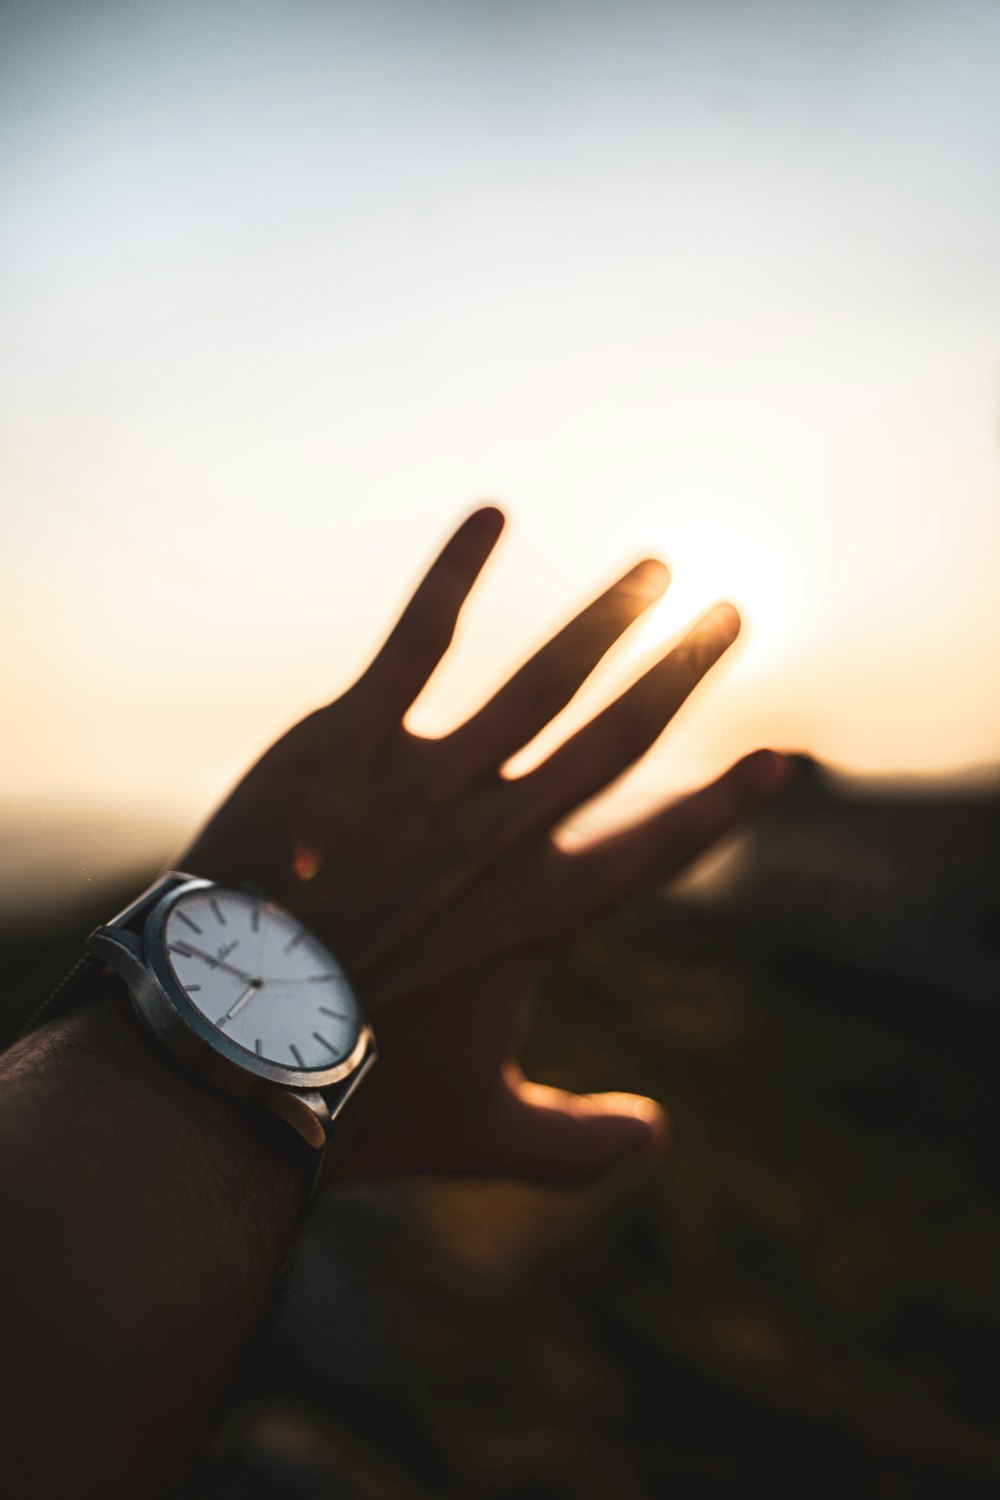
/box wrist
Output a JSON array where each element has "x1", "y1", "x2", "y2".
[
  {"x1": 0, "y1": 984, "x2": 303, "y2": 1496},
  {"x1": 6, "y1": 984, "x2": 302, "y2": 1274}
]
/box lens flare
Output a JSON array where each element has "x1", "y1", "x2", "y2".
[{"x1": 292, "y1": 844, "x2": 322, "y2": 883}]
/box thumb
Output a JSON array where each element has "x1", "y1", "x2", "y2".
[{"x1": 487, "y1": 1064, "x2": 669, "y2": 1184}]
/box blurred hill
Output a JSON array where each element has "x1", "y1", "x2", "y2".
[
  {"x1": 695, "y1": 754, "x2": 998, "y2": 1006},
  {"x1": 656, "y1": 754, "x2": 1000, "y2": 1045}
]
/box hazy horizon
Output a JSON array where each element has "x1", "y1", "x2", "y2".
[{"x1": 3, "y1": 751, "x2": 996, "y2": 931}]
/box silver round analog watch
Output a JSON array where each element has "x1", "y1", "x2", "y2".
[{"x1": 32, "y1": 872, "x2": 377, "y2": 1198}]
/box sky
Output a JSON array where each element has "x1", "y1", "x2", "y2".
[{"x1": 1, "y1": 0, "x2": 999, "y2": 838}]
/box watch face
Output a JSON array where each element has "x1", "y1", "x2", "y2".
[{"x1": 162, "y1": 888, "x2": 361, "y2": 1073}]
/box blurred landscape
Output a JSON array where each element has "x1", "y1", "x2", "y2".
[
  {"x1": 2, "y1": 757, "x2": 998, "y2": 1499},
  {"x1": 4, "y1": 5, "x2": 999, "y2": 1493}
]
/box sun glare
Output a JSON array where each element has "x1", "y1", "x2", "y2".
[{"x1": 625, "y1": 526, "x2": 801, "y2": 673}]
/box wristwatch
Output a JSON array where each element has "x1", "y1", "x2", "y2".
[{"x1": 28, "y1": 871, "x2": 377, "y2": 1201}]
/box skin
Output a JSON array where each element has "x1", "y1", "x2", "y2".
[
  {"x1": 0, "y1": 506, "x2": 788, "y2": 1494},
  {"x1": 180, "y1": 504, "x2": 789, "y2": 1183}
]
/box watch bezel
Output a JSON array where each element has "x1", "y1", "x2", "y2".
[{"x1": 125, "y1": 877, "x2": 372, "y2": 1096}]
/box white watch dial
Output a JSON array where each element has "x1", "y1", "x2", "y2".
[{"x1": 163, "y1": 887, "x2": 361, "y2": 1071}]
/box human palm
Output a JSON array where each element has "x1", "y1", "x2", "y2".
[{"x1": 180, "y1": 507, "x2": 786, "y2": 1182}]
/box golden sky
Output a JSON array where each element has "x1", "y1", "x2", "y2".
[{"x1": 1, "y1": 0, "x2": 998, "y2": 834}]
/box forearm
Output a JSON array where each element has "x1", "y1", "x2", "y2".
[{"x1": 0, "y1": 990, "x2": 301, "y2": 1497}]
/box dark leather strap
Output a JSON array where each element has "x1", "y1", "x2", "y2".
[{"x1": 19, "y1": 952, "x2": 107, "y2": 1037}]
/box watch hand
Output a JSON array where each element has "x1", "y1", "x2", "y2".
[
  {"x1": 169, "y1": 943, "x2": 259, "y2": 985},
  {"x1": 258, "y1": 973, "x2": 342, "y2": 985},
  {"x1": 220, "y1": 980, "x2": 263, "y2": 1024}
]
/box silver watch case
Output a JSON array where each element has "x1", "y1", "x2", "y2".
[{"x1": 87, "y1": 873, "x2": 377, "y2": 1150}]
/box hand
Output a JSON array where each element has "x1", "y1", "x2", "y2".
[{"x1": 179, "y1": 507, "x2": 787, "y2": 1183}]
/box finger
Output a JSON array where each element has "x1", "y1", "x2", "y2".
[
  {"x1": 551, "y1": 748, "x2": 790, "y2": 932},
  {"x1": 451, "y1": 558, "x2": 669, "y2": 769},
  {"x1": 485, "y1": 1064, "x2": 669, "y2": 1184},
  {"x1": 354, "y1": 506, "x2": 505, "y2": 726},
  {"x1": 359, "y1": 751, "x2": 786, "y2": 1002},
  {"x1": 515, "y1": 603, "x2": 741, "y2": 829}
]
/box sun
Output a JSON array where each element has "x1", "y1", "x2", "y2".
[{"x1": 624, "y1": 524, "x2": 800, "y2": 670}]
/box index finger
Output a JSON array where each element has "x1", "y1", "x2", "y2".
[{"x1": 354, "y1": 505, "x2": 505, "y2": 729}]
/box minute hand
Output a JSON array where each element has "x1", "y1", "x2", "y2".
[{"x1": 171, "y1": 944, "x2": 260, "y2": 985}]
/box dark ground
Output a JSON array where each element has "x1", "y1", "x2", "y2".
[{"x1": 2, "y1": 766, "x2": 998, "y2": 1498}]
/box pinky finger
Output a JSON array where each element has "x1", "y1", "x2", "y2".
[{"x1": 552, "y1": 749, "x2": 790, "y2": 933}]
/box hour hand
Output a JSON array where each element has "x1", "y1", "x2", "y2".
[{"x1": 221, "y1": 980, "x2": 263, "y2": 1024}]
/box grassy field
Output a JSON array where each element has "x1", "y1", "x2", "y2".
[{"x1": 4, "y1": 874, "x2": 999, "y2": 1498}]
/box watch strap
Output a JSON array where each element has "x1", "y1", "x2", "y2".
[
  {"x1": 20, "y1": 872, "x2": 189, "y2": 1040},
  {"x1": 19, "y1": 952, "x2": 107, "y2": 1038}
]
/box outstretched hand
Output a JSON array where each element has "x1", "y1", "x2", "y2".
[{"x1": 179, "y1": 508, "x2": 787, "y2": 1183}]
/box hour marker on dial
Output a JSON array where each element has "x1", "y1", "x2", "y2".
[
  {"x1": 290, "y1": 1044, "x2": 306, "y2": 1067},
  {"x1": 319, "y1": 1005, "x2": 347, "y2": 1021}
]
